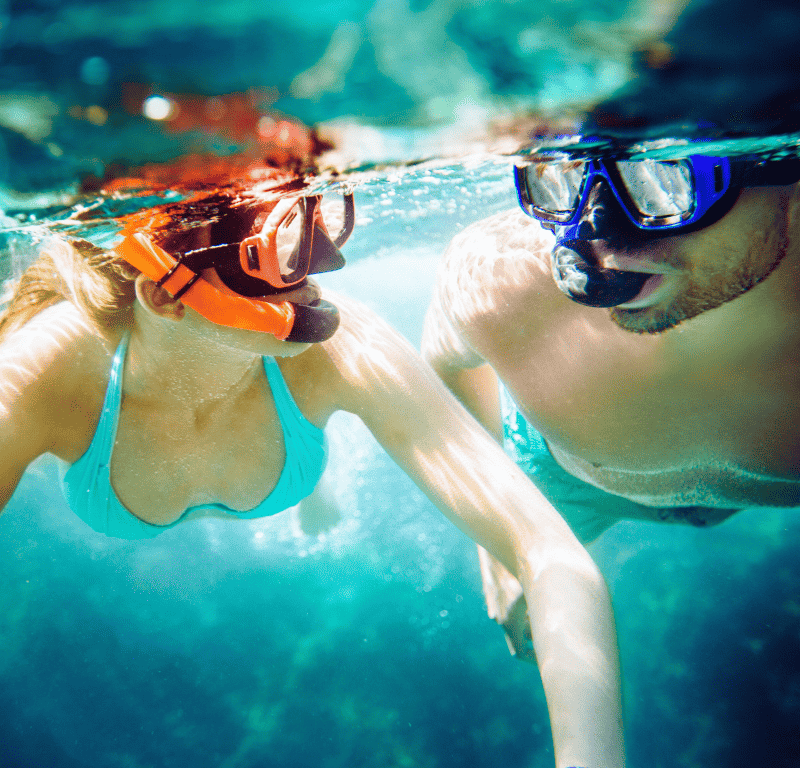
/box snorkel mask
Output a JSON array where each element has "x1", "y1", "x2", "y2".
[
  {"x1": 116, "y1": 193, "x2": 355, "y2": 343},
  {"x1": 514, "y1": 150, "x2": 800, "y2": 307},
  {"x1": 513, "y1": 0, "x2": 800, "y2": 310}
]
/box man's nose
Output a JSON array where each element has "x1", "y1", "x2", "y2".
[{"x1": 572, "y1": 178, "x2": 628, "y2": 241}]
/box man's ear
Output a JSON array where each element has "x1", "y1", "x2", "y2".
[{"x1": 134, "y1": 274, "x2": 186, "y2": 321}]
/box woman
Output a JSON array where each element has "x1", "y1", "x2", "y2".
[{"x1": 0, "y1": 174, "x2": 623, "y2": 768}]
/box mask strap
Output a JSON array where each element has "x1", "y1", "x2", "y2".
[{"x1": 155, "y1": 256, "x2": 203, "y2": 300}]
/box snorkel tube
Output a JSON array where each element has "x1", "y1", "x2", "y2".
[{"x1": 116, "y1": 232, "x2": 298, "y2": 338}]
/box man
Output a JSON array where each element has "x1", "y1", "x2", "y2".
[
  {"x1": 422, "y1": 0, "x2": 800, "y2": 653},
  {"x1": 422, "y1": 145, "x2": 800, "y2": 650}
]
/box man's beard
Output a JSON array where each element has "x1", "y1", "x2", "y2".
[{"x1": 609, "y1": 240, "x2": 788, "y2": 334}]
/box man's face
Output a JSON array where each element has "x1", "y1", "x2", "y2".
[{"x1": 572, "y1": 183, "x2": 795, "y2": 334}]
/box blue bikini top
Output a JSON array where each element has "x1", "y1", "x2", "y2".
[{"x1": 61, "y1": 335, "x2": 327, "y2": 539}]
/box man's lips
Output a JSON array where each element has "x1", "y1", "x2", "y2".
[
  {"x1": 590, "y1": 254, "x2": 679, "y2": 310},
  {"x1": 589, "y1": 240, "x2": 680, "y2": 276},
  {"x1": 581, "y1": 242, "x2": 681, "y2": 310},
  {"x1": 614, "y1": 273, "x2": 670, "y2": 309},
  {"x1": 598, "y1": 255, "x2": 674, "y2": 275}
]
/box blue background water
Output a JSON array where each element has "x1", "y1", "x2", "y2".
[{"x1": 2, "y1": 2, "x2": 800, "y2": 767}]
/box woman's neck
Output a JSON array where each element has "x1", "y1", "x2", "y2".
[{"x1": 123, "y1": 307, "x2": 263, "y2": 415}]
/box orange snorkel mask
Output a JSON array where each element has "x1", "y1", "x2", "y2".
[{"x1": 115, "y1": 193, "x2": 354, "y2": 343}]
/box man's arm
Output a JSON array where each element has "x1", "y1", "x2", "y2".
[
  {"x1": 421, "y1": 208, "x2": 555, "y2": 439},
  {"x1": 421, "y1": 222, "x2": 541, "y2": 655},
  {"x1": 430, "y1": 360, "x2": 503, "y2": 439},
  {"x1": 420, "y1": 241, "x2": 503, "y2": 437}
]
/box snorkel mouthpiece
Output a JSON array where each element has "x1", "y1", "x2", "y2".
[
  {"x1": 552, "y1": 240, "x2": 650, "y2": 308},
  {"x1": 285, "y1": 298, "x2": 340, "y2": 343}
]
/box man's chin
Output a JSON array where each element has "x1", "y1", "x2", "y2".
[
  {"x1": 609, "y1": 305, "x2": 685, "y2": 334},
  {"x1": 609, "y1": 286, "x2": 738, "y2": 334},
  {"x1": 608, "y1": 277, "x2": 688, "y2": 333}
]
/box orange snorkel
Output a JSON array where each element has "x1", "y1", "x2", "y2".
[
  {"x1": 116, "y1": 231, "x2": 297, "y2": 338},
  {"x1": 115, "y1": 193, "x2": 355, "y2": 343}
]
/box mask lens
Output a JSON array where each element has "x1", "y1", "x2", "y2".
[
  {"x1": 274, "y1": 207, "x2": 305, "y2": 280},
  {"x1": 237, "y1": 196, "x2": 316, "y2": 291},
  {"x1": 523, "y1": 161, "x2": 586, "y2": 221},
  {"x1": 616, "y1": 159, "x2": 694, "y2": 221}
]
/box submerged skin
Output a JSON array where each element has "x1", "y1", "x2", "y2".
[
  {"x1": 422, "y1": 182, "x2": 800, "y2": 648},
  {"x1": 0, "y1": 272, "x2": 623, "y2": 768}
]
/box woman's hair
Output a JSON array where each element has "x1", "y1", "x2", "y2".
[
  {"x1": 0, "y1": 128, "x2": 322, "y2": 345},
  {"x1": 0, "y1": 238, "x2": 139, "y2": 342}
]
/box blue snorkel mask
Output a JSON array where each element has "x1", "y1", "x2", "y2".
[{"x1": 514, "y1": 151, "x2": 800, "y2": 307}]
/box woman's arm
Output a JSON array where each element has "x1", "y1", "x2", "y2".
[
  {"x1": 322, "y1": 296, "x2": 624, "y2": 768},
  {"x1": 0, "y1": 360, "x2": 54, "y2": 511},
  {"x1": 0, "y1": 304, "x2": 104, "y2": 512}
]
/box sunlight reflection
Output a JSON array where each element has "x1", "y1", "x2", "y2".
[
  {"x1": 0, "y1": 300, "x2": 93, "y2": 416},
  {"x1": 325, "y1": 291, "x2": 419, "y2": 392},
  {"x1": 434, "y1": 209, "x2": 553, "y2": 330}
]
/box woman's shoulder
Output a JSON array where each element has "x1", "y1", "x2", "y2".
[
  {"x1": 280, "y1": 292, "x2": 433, "y2": 418},
  {"x1": 1, "y1": 301, "x2": 118, "y2": 375},
  {"x1": 0, "y1": 302, "x2": 119, "y2": 460}
]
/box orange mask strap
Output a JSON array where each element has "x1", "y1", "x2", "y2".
[{"x1": 115, "y1": 232, "x2": 296, "y2": 340}]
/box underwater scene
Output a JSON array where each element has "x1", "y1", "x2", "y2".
[{"x1": 2, "y1": 1, "x2": 800, "y2": 767}]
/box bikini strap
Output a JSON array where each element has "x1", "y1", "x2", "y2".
[
  {"x1": 262, "y1": 356, "x2": 322, "y2": 437},
  {"x1": 95, "y1": 334, "x2": 129, "y2": 467}
]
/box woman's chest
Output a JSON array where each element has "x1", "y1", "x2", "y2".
[{"x1": 108, "y1": 386, "x2": 287, "y2": 524}]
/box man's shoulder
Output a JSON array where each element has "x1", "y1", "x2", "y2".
[
  {"x1": 428, "y1": 209, "x2": 559, "y2": 349},
  {"x1": 437, "y1": 209, "x2": 554, "y2": 314},
  {"x1": 445, "y1": 207, "x2": 552, "y2": 267}
]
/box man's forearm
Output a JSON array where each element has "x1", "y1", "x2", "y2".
[{"x1": 429, "y1": 359, "x2": 504, "y2": 441}]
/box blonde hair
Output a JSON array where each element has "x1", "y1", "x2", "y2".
[
  {"x1": 0, "y1": 161, "x2": 312, "y2": 344},
  {"x1": 0, "y1": 238, "x2": 139, "y2": 342}
]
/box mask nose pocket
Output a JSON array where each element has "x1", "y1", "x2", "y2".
[
  {"x1": 579, "y1": 178, "x2": 640, "y2": 241},
  {"x1": 288, "y1": 225, "x2": 346, "y2": 275},
  {"x1": 288, "y1": 192, "x2": 354, "y2": 274}
]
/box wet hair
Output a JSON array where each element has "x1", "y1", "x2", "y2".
[
  {"x1": 0, "y1": 239, "x2": 139, "y2": 342},
  {"x1": 586, "y1": 0, "x2": 800, "y2": 139},
  {"x1": 0, "y1": 134, "x2": 318, "y2": 344}
]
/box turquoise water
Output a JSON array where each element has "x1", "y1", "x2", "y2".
[{"x1": 2, "y1": 2, "x2": 800, "y2": 768}]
